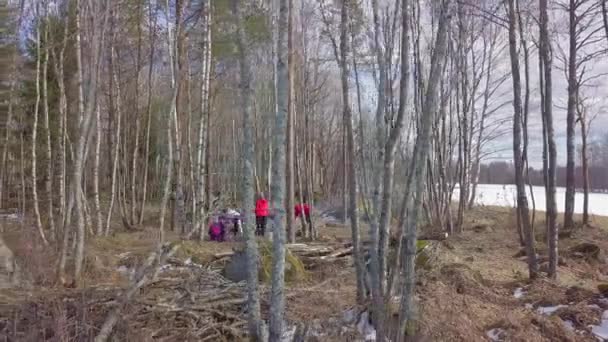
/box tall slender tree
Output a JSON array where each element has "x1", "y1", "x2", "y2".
[
  {"x1": 507, "y1": 0, "x2": 538, "y2": 279},
  {"x1": 396, "y1": 1, "x2": 450, "y2": 339},
  {"x1": 232, "y1": 0, "x2": 263, "y2": 339},
  {"x1": 539, "y1": 0, "x2": 559, "y2": 278}
]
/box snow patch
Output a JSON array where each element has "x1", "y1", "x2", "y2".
[
  {"x1": 280, "y1": 325, "x2": 297, "y2": 342},
  {"x1": 486, "y1": 328, "x2": 506, "y2": 341},
  {"x1": 117, "y1": 265, "x2": 130, "y2": 273},
  {"x1": 513, "y1": 287, "x2": 526, "y2": 299},
  {"x1": 537, "y1": 304, "x2": 567, "y2": 315},
  {"x1": 356, "y1": 311, "x2": 376, "y2": 341},
  {"x1": 342, "y1": 308, "x2": 357, "y2": 324},
  {"x1": 0, "y1": 213, "x2": 22, "y2": 221},
  {"x1": 562, "y1": 320, "x2": 575, "y2": 331},
  {"x1": 590, "y1": 310, "x2": 608, "y2": 341}
]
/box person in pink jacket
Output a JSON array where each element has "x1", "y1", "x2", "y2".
[{"x1": 255, "y1": 193, "x2": 269, "y2": 236}]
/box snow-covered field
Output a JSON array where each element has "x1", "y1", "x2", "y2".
[{"x1": 454, "y1": 184, "x2": 608, "y2": 217}]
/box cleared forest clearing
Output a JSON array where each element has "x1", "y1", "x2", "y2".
[{"x1": 1, "y1": 205, "x2": 607, "y2": 341}]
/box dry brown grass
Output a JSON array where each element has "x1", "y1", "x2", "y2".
[{"x1": 415, "y1": 205, "x2": 608, "y2": 341}]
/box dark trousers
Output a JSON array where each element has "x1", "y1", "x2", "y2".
[{"x1": 255, "y1": 216, "x2": 267, "y2": 236}]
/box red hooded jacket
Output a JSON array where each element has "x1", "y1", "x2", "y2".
[{"x1": 255, "y1": 198, "x2": 269, "y2": 217}]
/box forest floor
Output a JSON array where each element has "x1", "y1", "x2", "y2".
[{"x1": 1, "y1": 205, "x2": 608, "y2": 341}]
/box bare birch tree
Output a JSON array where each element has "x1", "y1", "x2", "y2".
[
  {"x1": 232, "y1": 0, "x2": 264, "y2": 339},
  {"x1": 539, "y1": 0, "x2": 559, "y2": 279},
  {"x1": 396, "y1": 1, "x2": 450, "y2": 339},
  {"x1": 507, "y1": 0, "x2": 538, "y2": 279}
]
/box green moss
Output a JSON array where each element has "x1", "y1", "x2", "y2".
[{"x1": 258, "y1": 241, "x2": 307, "y2": 283}]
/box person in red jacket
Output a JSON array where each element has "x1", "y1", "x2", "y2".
[
  {"x1": 255, "y1": 193, "x2": 269, "y2": 236},
  {"x1": 295, "y1": 201, "x2": 311, "y2": 225}
]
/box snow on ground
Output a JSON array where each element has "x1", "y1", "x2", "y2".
[
  {"x1": 591, "y1": 310, "x2": 608, "y2": 341},
  {"x1": 513, "y1": 287, "x2": 526, "y2": 298},
  {"x1": 537, "y1": 304, "x2": 568, "y2": 315},
  {"x1": 454, "y1": 184, "x2": 608, "y2": 216}
]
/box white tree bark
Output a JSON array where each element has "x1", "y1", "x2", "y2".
[
  {"x1": 32, "y1": 3, "x2": 48, "y2": 245},
  {"x1": 233, "y1": 0, "x2": 264, "y2": 339},
  {"x1": 396, "y1": 1, "x2": 450, "y2": 339}
]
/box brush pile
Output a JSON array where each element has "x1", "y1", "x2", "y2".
[{"x1": 0, "y1": 255, "x2": 253, "y2": 341}]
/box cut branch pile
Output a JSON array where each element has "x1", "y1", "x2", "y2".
[{"x1": 0, "y1": 251, "x2": 254, "y2": 341}]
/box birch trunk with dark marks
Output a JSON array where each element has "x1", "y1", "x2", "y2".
[
  {"x1": 73, "y1": 0, "x2": 110, "y2": 282},
  {"x1": 539, "y1": 0, "x2": 559, "y2": 279},
  {"x1": 94, "y1": 106, "x2": 102, "y2": 235},
  {"x1": 507, "y1": 0, "x2": 538, "y2": 279},
  {"x1": 172, "y1": 0, "x2": 188, "y2": 235},
  {"x1": 368, "y1": 0, "x2": 387, "y2": 306},
  {"x1": 396, "y1": 1, "x2": 449, "y2": 339},
  {"x1": 0, "y1": 0, "x2": 24, "y2": 209},
  {"x1": 196, "y1": 0, "x2": 211, "y2": 240},
  {"x1": 158, "y1": 0, "x2": 178, "y2": 245},
  {"x1": 32, "y1": 5, "x2": 47, "y2": 245},
  {"x1": 285, "y1": 0, "x2": 296, "y2": 243},
  {"x1": 578, "y1": 99, "x2": 589, "y2": 225},
  {"x1": 138, "y1": 0, "x2": 158, "y2": 226},
  {"x1": 333, "y1": 0, "x2": 366, "y2": 305},
  {"x1": 105, "y1": 39, "x2": 122, "y2": 235},
  {"x1": 129, "y1": 0, "x2": 144, "y2": 227},
  {"x1": 232, "y1": 0, "x2": 264, "y2": 339},
  {"x1": 52, "y1": 13, "x2": 69, "y2": 230},
  {"x1": 269, "y1": 0, "x2": 289, "y2": 336},
  {"x1": 563, "y1": 0, "x2": 577, "y2": 231},
  {"x1": 517, "y1": 0, "x2": 537, "y2": 232},
  {"x1": 42, "y1": 13, "x2": 56, "y2": 238},
  {"x1": 375, "y1": 0, "x2": 410, "y2": 338}
]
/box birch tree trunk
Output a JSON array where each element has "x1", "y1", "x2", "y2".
[
  {"x1": 172, "y1": 0, "x2": 189, "y2": 235},
  {"x1": 105, "y1": 37, "x2": 122, "y2": 236},
  {"x1": 539, "y1": 0, "x2": 559, "y2": 279},
  {"x1": 507, "y1": 0, "x2": 538, "y2": 279},
  {"x1": 0, "y1": 0, "x2": 25, "y2": 209},
  {"x1": 32, "y1": 4, "x2": 48, "y2": 245},
  {"x1": 130, "y1": 0, "x2": 144, "y2": 227},
  {"x1": 578, "y1": 100, "x2": 589, "y2": 225},
  {"x1": 42, "y1": 13, "x2": 56, "y2": 239},
  {"x1": 368, "y1": 0, "x2": 387, "y2": 305},
  {"x1": 396, "y1": 1, "x2": 449, "y2": 339},
  {"x1": 337, "y1": 0, "x2": 366, "y2": 306},
  {"x1": 233, "y1": 0, "x2": 264, "y2": 339},
  {"x1": 375, "y1": 0, "x2": 411, "y2": 337},
  {"x1": 269, "y1": 0, "x2": 290, "y2": 337},
  {"x1": 285, "y1": 0, "x2": 296, "y2": 243},
  {"x1": 73, "y1": 0, "x2": 110, "y2": 281},
  {"x1": 196, "y1": 0, "x2": 211, "y2": 240},
  {"x1": 93, "y1": 105, "x2": 102, "y2": 235},
  {"x1": 51, "y1": 14, "x2": 69, "y2": 230},
  {"x1": 138, "y1": 0, "x2": 158, "y2": 226},
  {"x1": 563, "y1": 0, "x2": 577, "y2": 230}
]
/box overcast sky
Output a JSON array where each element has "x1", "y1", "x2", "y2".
[{"x1": 349, "y1": 1, "x2": 608, "y2": 170}]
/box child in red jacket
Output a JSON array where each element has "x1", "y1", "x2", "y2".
[
  {"x1": 255, "y1": 193, "x2": 269, "y2": 236},
  {"x1": 295, "y1": 202, "x2": 311, "y2": 225}
]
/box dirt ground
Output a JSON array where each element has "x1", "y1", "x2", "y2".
[{"x1": 1, "y1": 205, "x2": 608, "y2": 341}]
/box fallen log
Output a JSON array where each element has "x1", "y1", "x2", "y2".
[{"x1": 320, "y1": 246, "x2": 353, "y2": 259}]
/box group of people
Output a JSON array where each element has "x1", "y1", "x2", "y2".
[
  {"x1": 208, "y1": 209, "x2": 242, "y2": 242},
  {"x1": 208, "y1": 193, "x2": 312, "y2": 241},
  {"x1": 254, "y1": 193, "x2": 312, "y2": 236}
]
